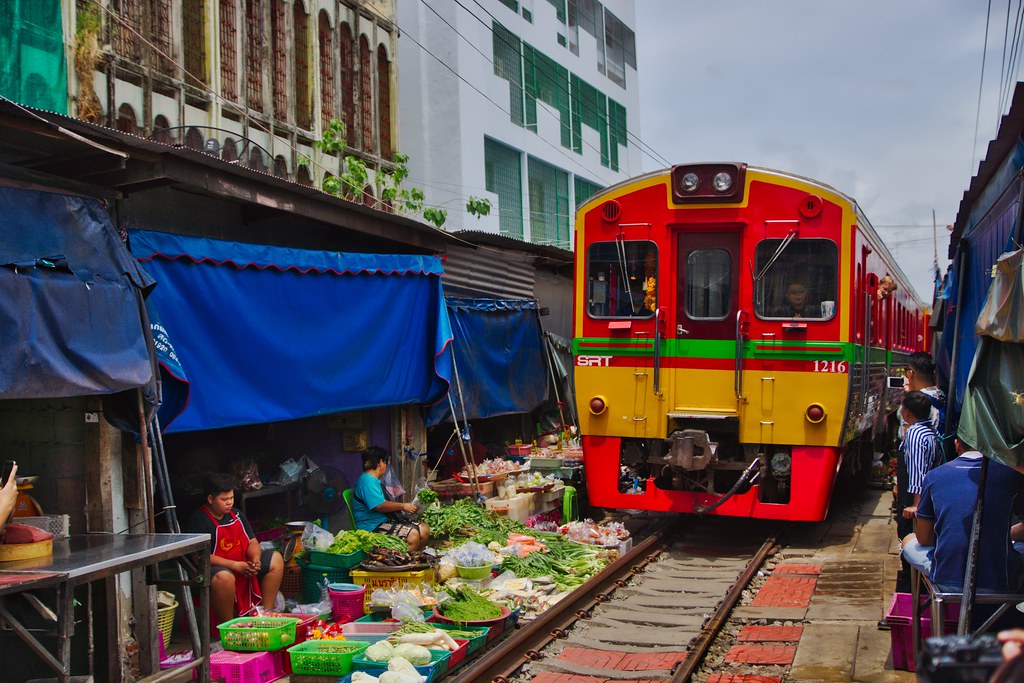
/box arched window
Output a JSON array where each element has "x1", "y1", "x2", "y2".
[
  {"x1": 116, "y1": 104, "x2": 140, "y2": 136},
  {"x1": 248, "y1": 147, "x2": 267, "y2": 173},
  {"x1": 296, "y1": 165, "x2": 312, "y2": 186},
  {"x1": 222, "y1": 138, "x2": 238, "y2": 162},
  {"x1": 339, "y1": 23, "x2": 355, "y2": 144},
  {"x1": 271, "y1": 0, "x2": 288, "y2": 120},
  {"x1": 318, "y1": 11, "x2": 335, "y2": 131},
  {"x1": 245, "y1": 0, "x2": 264, "y2": 112},
  {"x1": 359, "y1": 35, "x2": 373, "y2": 153},
  {"x1": 220, "y1": 0, "x2": 239, "y2": 99},
  {"x1": 185, "y1": 126, "x2": 205, "y2": 150},
  {"x1": 294, "y1": 3, "x2": 312, "y2": 129},
  {"x1": 183, "y1": 0, "x2": 206, "y2": 88},
  {"x1": 376, "y1": 44, "x2": 391, "y2": 160},
  {"x1": 273, "y1": 155, "x2": 288, "y2": 178},
  {"x1": 362, "y1": 184, "x2": 375, "y2": 207},
  {"x1": 152, "y1": 115, "x2": 175, "y2": 143}
]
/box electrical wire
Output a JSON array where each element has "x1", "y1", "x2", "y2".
[{"x1": 974, "y1": 0, "x2": 994, "y2": 173}]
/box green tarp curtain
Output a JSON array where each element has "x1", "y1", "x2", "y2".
[{"x1": 958, "y1": 249, "x2": 1024, "y2": 468}]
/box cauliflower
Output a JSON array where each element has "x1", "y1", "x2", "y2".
[
  {"x1": 365, "y1": 639, "x2": 395, "y2": 662},
  {"x1": 392, "y1": 643, "x2": 432, "y2": 666}
]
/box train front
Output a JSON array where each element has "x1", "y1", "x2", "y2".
[{"x1": 573, "y1": 163, "x2": 858, "y2": 522}]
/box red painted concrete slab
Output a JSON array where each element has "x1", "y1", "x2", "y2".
[
  {"x1": 724, "y1": 643, "x2": 798, "y2": 665},
  {"x1": 737, "y1": 625, "x2": 804, "y2": 642},
  {"x1": 772, "y1": 562, "x2": 823, "y2": 575},
  {"x1": 556, "y1": 647, "x2": 686, "y2": 672}
]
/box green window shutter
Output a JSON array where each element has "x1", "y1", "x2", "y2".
[
  {"x1": 485, "y1": 138, "x2": 524, "y2": 239},
  {"x1": 498, "y1": 0, "x2": 520, "y2": 12},
  {"x1": 528, "y1": 157, "x2": 570, "y2": 248},
  {"x1": 574, "y1": 177, "x2": 602, "y2": 208},
  {"x1": 492, "y1": 22, "x2": 524, "y2": 127},
  {"x1": 0, "y1": 0, "x2": 67, "y2": 114},
  {"x1": 608, "y1": 99, "x2": 626, "y2": 172},
  {"x1": 523, "y1": 44, "x2": 538, "y2": 131}
]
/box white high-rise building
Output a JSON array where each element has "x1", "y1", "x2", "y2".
[{"x1": 397, "y1": 0, "x2": 641, "y2": 249}]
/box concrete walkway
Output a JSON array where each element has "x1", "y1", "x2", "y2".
[{"x1": 698, "y1": 485, "x2": 916, "y2": 683}]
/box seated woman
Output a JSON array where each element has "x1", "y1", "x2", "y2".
[
  {"x1": 352, "y1": 446, "x2": 430, "y2": 551},
  {"x1": 184, "y1": 473, "x2": 284, "y2": 625}
]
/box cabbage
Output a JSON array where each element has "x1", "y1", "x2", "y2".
[
  {"x1": 352, "y1": 673, "x2": 380, "y2": 683},
  {"x1": 365, "y1": 639, "x2": 395, "y2": 662},
  {"x1": 392, "y1": 644, "x2": 432, "y2": 666}
]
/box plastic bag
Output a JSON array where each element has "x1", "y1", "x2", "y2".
[
  {"x1": 302, "y1": 522, "x2": 334, "y2": 552},
  {"x1": 448, "y1": 541, "x2": 491, "y2": 568},
  {"x1": 277, "y1": 458, "x2": 302, "y2": 483},
  {"x1": 382, "y1": 465, "x2": 405, "y2": 500},
  {"x1": 392, "y1": 598, "x2": 426, "y2": 623}
]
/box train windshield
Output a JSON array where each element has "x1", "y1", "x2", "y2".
[
  {"x1": 585, "y1": 240, "x2": 657, "y2": 318},
  {"x1": 754, "y1": 239, "x2": 838, "y2": 320}
]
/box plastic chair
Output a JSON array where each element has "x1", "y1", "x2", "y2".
[
  {"x1": 562, "y1": 485, "x2": 578, "y2": 522},
  {"x1": 342, "y1": 488, "x2": 357, "y2": 530}
]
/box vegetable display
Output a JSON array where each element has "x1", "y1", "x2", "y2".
[
  {"x1": 440, "y1": 586, "x2": 502, "y2": 622},
  {"x1": 420, "y1": 498, "x2": 529, "y2": 541},
  {"x1": 417, "y1": 489, "x2": 438, "y2": 505},
  {"x1": 499, "y1": 535, "x2": 609, "y2": 590},
  {"x1": 327, "y1": 529, "x2": 407, "y2": 554}
]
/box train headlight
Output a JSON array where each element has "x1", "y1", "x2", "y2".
[
  {"x1": 712, "y1": 171, "x2": 734, "y2": 193},
  {"x1": 589, "y1": 396, "x2": 607, "y2": 415},
  {"x1": 680, "y1": 172, "x2": 700, "y2": 192},
  {"x1": 771, "y1": 451, "x2": 792, "y2": 478},
  {"x1": 805, "y1": 403, "x2": 826, "y2": 423}
]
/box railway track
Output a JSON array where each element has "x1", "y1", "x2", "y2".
[{"x1": 447, "y1": 520, "x2": 781, "y2": 683}]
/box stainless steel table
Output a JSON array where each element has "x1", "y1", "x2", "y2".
[{"x1": 0, "y1": 533, "x2": 211, "y2": 682}]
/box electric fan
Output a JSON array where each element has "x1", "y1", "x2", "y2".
[{"x1": 301, "y1": 466, "x2": 350, "y2": 522}]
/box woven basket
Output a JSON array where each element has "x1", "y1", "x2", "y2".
[{"x1": 157, "y1": 600, "x2": 178, "y2": 649}]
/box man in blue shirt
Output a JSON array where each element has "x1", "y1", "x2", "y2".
[
  {"x1": 352, "y1": 446, "x2": 430, "y2": 551},
  {"x1": 901, "y1": 438, "x2": 1024, "y2": 593}
]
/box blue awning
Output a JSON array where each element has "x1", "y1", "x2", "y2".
[
  {"x1": 130, "y1": 230, "x2": 452, "y2": 433},
  {"x1": 426, "y1": 297, "x2": 549, "y2": 427},
  {"x1": 0, "y1": 186, "x2": 156, "y2": 399}
]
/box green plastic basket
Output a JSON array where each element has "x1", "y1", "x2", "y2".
[
  {"x1": 307, "y1": 549, "x2": 365, "y2": 569},
  {"x1": 287, "y1": 639, "x2": 369, "y2": 676},
  {"x1": 217, "y1": 617, "x2": 297, "y2": 652},
  {"x1": 297, "y1": 558, "x2": 351, "y2": 603},
  {"x1": 455, "y1": 564, "x2": 492, "y2": 580}
]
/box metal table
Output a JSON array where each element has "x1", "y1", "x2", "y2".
[{"x1": 0, "y1": 533, "x2": 210, "y2": 682}]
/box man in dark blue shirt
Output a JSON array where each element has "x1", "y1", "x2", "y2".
[{"x1": 902, "y1": 438, "x2": 1024, "y2": 593}]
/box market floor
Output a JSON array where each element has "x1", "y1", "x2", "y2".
[{"x1": 699, "y1": 483, "x2": 917, "y2": 683}]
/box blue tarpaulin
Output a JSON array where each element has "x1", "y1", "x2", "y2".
[
  {"x1": 426, "y1": 297, "x2": 549, "y2": 427},
  {"x1": 0, "y1": 186, "x2": 155, "y2": 399},
  {"x1": 130, "y1": 230, "x2": 452, "y2": 433}
]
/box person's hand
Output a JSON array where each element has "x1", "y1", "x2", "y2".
[
  {"x1": 403, "y1": 503, "x2": 417, "y2": 514},
  {"x1": 0, "y1": 462, "x2": 19, "y2": 523},
  {"x1": 902, "y1": 505, "x2": 917, "y2": 520},
  {"x1": 233, "y1": 560, "x2": 251, "y2": 575},
  {"x1": 998, "y1": 629, "x2": 1024, "y2": 661}
]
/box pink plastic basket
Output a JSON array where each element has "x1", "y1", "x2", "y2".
[
  {"x1": 209, "y1": 650, "x2": 285, "y2": 683},
  {"x1": 885, "y1": 592, "x2": 959, "y2": 672},
  {"x1": 328, "y1": 583, "x2": 367, "y2": 624}
]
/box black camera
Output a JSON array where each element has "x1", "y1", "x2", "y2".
[
  {"x1": 917, "y1": 634, "x2": 1003, "y2": 683},
  {"x1": 887, "y1": 375, "x2": 906, "y2": 389}
]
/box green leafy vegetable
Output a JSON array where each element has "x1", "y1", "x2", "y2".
[
  {"x1": 440, "y1": 586, "x2": 502, "y2": 622},
  {"x1": 417, "y1": 489, "x2": 439, "y2": 505},
  {"x1": 327, "y1": 529, "x2": 407, "y2": 554}
]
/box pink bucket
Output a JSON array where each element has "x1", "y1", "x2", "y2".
[{"x1": 328, "y1": 583, "x2": 367, "y2": 623}]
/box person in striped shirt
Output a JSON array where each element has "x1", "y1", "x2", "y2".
[{"x1": 896, "y1": 391, "x2": 939, "y2": 536}]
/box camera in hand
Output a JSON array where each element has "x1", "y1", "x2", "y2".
[
  {"x1": 0, "y1": 460, "x2": 13, "y2": 488},
  {"x1": 887, "y1": 375, "x2": 906, "y2": 389},
  {"x1": 917, "y1": 634, "x2": 1003, "y2": 683}
]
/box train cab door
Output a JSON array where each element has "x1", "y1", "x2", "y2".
[{"x1": 673, "y1": 230, "x2": 741, "y2": 417}]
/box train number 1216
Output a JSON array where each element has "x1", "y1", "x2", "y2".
[{"x1": 813, "y1": 360, "x2": 848, "y2": 373}]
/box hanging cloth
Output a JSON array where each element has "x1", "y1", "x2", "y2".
[{"x1": 203, "y1": 507, "x2": 262, "y2": 616}]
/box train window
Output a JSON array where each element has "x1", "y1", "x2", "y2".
[
  {"x1": 586, "y1": 240, "x2": 657, "y2": 318},
  {"x1": 685, "y1": 249, "x2": 731, "y2": 319},
  {"x1": 754, "y1": 239, "x2": 838, "y2": 320}
]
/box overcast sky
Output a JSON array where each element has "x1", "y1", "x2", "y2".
[{"x1": 633, "y1": 1, "x2": 1006, "y2": 301}]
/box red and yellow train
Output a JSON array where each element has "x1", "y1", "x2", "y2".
[{"x1": 573, "y1": 163, "x2": 928, "y2": 521}]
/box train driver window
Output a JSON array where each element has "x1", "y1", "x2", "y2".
[
  {"x1": 754, "y1": 239, "x2": 838, "y2": 320},
  {"x1": 586, "y1": 240, "x2": 657, "y2": 319}
]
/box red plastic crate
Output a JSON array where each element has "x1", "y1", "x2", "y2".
[{"x1": 209, "y1": 650, "x2": 285, "y2": 683}]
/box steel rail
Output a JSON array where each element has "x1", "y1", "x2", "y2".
[
  {"x1": 446, "y1": 522, "x2": 677, "y2": 683},
  {"x1": 668, "y1": 530, "x2": 782, "y2": 682}
]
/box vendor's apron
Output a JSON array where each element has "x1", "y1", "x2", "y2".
[{"x1": 204, "y1": 508, "x2": 262, "y2": 616}]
